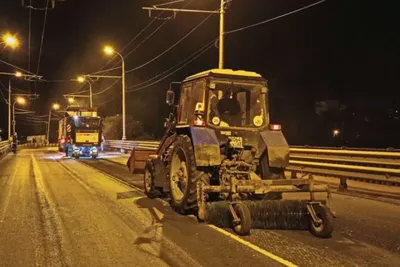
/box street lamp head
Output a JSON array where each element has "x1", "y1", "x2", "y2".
[
  {"x1": 104, "y1": 45, "x2": 115, "y2": 55},
  {"x1": 53, "y1": 103, "x2": 60, "y2": 110},
  {"x1": 2, "y1": 33, "x2": 19, "y2": 49},
  {"x1": 77, "y1": 76, "x2": 85, "y2": 83},
  {"x1": 16, "y1": 97, "x2": 26, "y2": 105},
  {"x1": 15, "y1": 71, "x2": 22, "y2": 77},
  {"x1": 333, "y1": 129, "x2": 340, "y2": 137},
  {"x1": 68, "y1": 97, "x2": 74, "y2": 104}
]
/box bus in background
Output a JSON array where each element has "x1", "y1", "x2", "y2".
[{"x1": 58, "y1": 107, "x2": 101, "y2": 159}]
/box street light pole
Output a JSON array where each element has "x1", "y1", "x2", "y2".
[
  {"x1": 47, "y1": 104, "x2": 60, "y2": 144},
  {"x1": 6, "y1": 72, "x2": 40, "y2": 140},
  {"x1": 12, "y1": 101, "x2": 16, "y2": 135},
  {"x1": 47, "y1": 108, "x2": 52, "y2": 144},
  {"x1": 8, "y1": 79, "x2": 11, "y2": 140},
  {"x1": 75, "y1": 76, "x2": 93, "y2": 107},
  {"x1": 102, "y1": 47, "x2": 126, "y2": 143},
  {"x1": 117, "y1": 52, "x2": 126, "y2": 141},
  {"x1": 89, "y1": 82, "x2": 93, "y2": 107}
]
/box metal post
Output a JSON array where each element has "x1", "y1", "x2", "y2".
[
  {"x1": 8, "y1": 79, "x2": 11, "y2": 141},
  {"x1": 219, "y1": 0, "x2": 225, "y2": 69},
  {"x1": 12, "y1": 102, "x2": 16, "y2": 135},
  {"x1": 115, "y1": 52, "x2": 127, "y2": 143},
  {"x1": 89, "y1": 82, "x2": 93, "y2": 107},
  {"x1": 47, "y1": 108, "x2": 51, "y2": 145}
]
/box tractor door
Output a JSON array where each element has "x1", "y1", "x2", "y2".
[{"x1": 177, "y1": 79, "x2": 206, "y2": 126}]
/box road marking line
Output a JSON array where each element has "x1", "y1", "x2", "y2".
[{"x1": 207, "y1": 225, "x2": 298, "y2": 267}]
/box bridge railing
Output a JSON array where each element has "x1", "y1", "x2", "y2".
[
  {"x1": 104, "y1": 140, "x2": 400, "y2": 188},
  {"x1": 0, "y1": 141, "x2": 10, "y2": 159}
]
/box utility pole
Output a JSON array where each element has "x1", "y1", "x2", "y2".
[{"x1": 142, "y1": 0, "x2": 229, "y2": 69}]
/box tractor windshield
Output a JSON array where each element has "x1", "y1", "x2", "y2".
[{"x1": 208, "y1": 81, "x2": 268, "y2": 128}]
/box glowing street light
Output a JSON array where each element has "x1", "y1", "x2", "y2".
[
  {"x1": 15, "y1": 71, "x2": 22, "y2": 77},
  {"x1": 103, "y1": 45, "x2": 127, "y2": 146},
  {"x1": 77, "y1": 76, "x2": 85, "y2": 83},
  {"x1": 1, "y1": 33, "x2": 19, "y2": 49},
  {"x1": 53, "y1": 103, "x2": 60, "y2": 110},
  {"x1": 16, "y1": 97, "x2": 26, "y2": 105},
  {"x1": 333, "y1": 129, "x2": 340, "y2": 137},
  {"x1": 68, "y1": 97, "x2": 75, "y2": 104},
  {"x1": 75, "y1": 75, "x2": 93, "y2": 107},
  {"x1": 103, "y1": 45, "x2": 114, "y2": 55}
]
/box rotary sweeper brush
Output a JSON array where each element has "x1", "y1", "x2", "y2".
[{"x1": 127, "y1": 69, "x2": 335, "y2": 238}]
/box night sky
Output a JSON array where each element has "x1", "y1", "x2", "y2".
[{"x1": 0, "y1": 0, "x2": 398, "y2": 147}]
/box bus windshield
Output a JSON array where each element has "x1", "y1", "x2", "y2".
[{"x1": 74, "y1": 117, "x2": 101, "y2": 129}]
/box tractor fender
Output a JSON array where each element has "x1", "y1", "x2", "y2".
[
  {"x1": 257, "y1": 130, "x2": 289, "y2": 168},
  {"x1": 189, "y1": 126, "x2": 221, "y2": 166}
]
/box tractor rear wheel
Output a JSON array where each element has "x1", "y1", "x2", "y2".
[{"x1": 169, "y1": 135, "x2": 201, "y2": 214}]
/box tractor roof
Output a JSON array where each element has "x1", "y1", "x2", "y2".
[{"x1": 183, "y1": 69, "x2": 264, "y2": 82}]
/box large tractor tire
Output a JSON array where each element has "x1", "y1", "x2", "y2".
[
  {"x1": 143, "y1": 158, "x2": 164, "y2": 199},
  {"x1": 169, "y1": 135, "x2": 202, "y2": 214},
  {"x1": 259, "y1": 151, "x2": 285, "y2": 200}
]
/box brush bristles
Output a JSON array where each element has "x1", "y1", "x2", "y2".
[{"x1": 205, "y1": 200, "x2": 312, "y2": 230}]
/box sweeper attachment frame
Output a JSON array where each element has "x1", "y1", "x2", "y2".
[
  {"x1": 197, "y1": 172, "x2": 334, "y2": 237},
  {"x1": 127, "y1": 69, "x2": 335, "y2": 238}
]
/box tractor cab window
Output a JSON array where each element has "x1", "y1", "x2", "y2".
[
  {"x1": 208, "y1": 81, "x2": 267, "y2": 128},
  {"x1": 178, "y1": 79, "x2": 205, "y2": 124}
]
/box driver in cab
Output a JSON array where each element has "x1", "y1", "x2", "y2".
[{"x1": 210, "y1": 91, "x2": 242, "y2": 127}]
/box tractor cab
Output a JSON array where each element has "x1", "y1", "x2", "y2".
[{"x1": 166, "y1": 69, "x2": 282, "y2": 157}]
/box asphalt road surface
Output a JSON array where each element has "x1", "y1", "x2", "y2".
[{"x1": 0, "y1": 148, "x2": 399, "y2": 267}]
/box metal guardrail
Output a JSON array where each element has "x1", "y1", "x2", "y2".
[
  {"x1": 105, "y1": 140, "x2": 400, "y2": 188},
  {"x1": 105, "y1": 140, "x2": 159, "y2": 151},
  {"x1": 0, "y1": 141, "x2": 10, "y2": 159}
]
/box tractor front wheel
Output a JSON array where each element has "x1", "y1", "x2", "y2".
[
  {"x1": 169, "y1": 135, "x2": 200, "y2": 214},
  {"x1": 144, "y1": 159, "x2": 163, "y2": 199}
]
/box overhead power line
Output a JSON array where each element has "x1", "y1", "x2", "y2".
[
  {"x1": 93, "y1": 0, "x2": 325, "y2": 99},
  {"x1": 35, "y1": 0, "x2": 50, "y2": 77},
  {"x1": 98, "y1": 38, "x2": 215, "y2": 106},
  {"x1": 127, "y1": 39, "x2": 215, "y2": 93},
  {"x1": 125, "y1": 11, "x2": 216, "y2": 74},
  {"x1": 127, "y1": 37, "x2": 217, "y2": 90},
  {"x1": 225, "y1": 0, "x2": 327, "y2": 35},
  {"x1": 28, "y1": 0, "x2": 32, "y2": 92},
  {"x1": 92, "y1": 79, "x2": 120, "y2": 96},
  {"x1": 104, "y1": 0, "x2": 194, "y2": 73},
  {"x1": 0, "y1": 60, "x2": 36, "y2": 75},
  {"x1": 75, "y1": 6, "x2": 172, "y2": 94}
]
